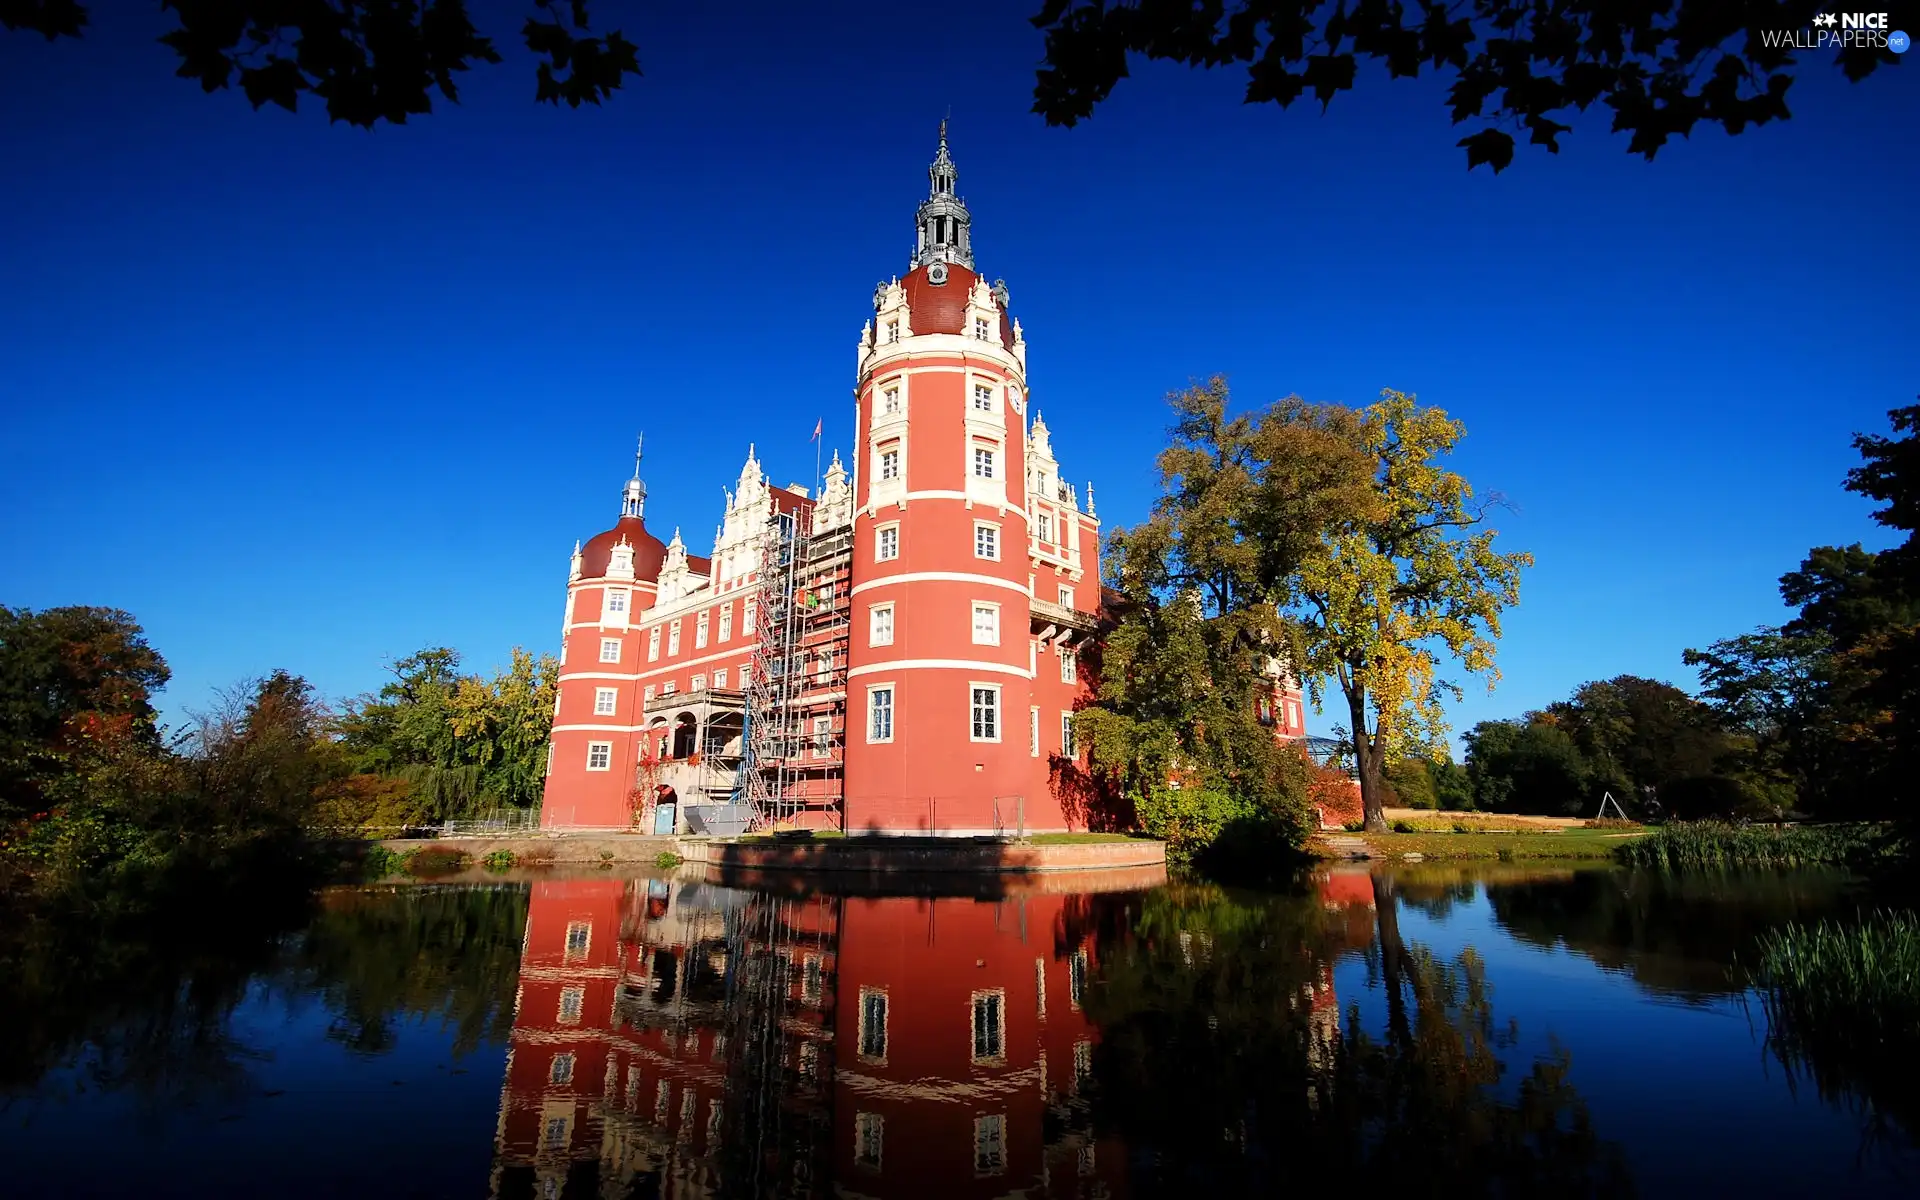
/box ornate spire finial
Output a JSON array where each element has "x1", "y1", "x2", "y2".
[
  {"x1": 915, "y1": 119, "x2": 973, "y2": 270},
  {"x1": 1086, "y1": 482, "x2": 1096, "y2": 517},
  {"x1": 621, "y1": 432, "x2": 647, "y2": 519}
]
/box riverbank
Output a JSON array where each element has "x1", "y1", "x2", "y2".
[
  {"x1": 1313, "y1": 827, "x2": 1639, "y2": 861},
  {"x1": 364, "y1": 830, "x2": 1166, "y2": 876}
]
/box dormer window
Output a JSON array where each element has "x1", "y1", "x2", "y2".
[
  {"x1": 974, "y1": 317, "x2": 990, "y2": 341},
  {"x1": 886, "y1": 319, "x2": 900, "y2": 344}
]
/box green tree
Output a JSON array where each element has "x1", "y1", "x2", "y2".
[
  {"x1": 1076, "y1": 378, "x2": 1372, "y2": 860},
  {"x1": 5, "y1": 1, "x2": 640, "y2": 129},
  {"x1": 1463, "y1": 718, "x2": 1591, "y2": 816},
  {"x1": 1385, "y1": 756, "x2": 1438, "y2": 809},
  {"x1": 1286, "y1": 390, "x2": 1531, "y2": 831},
  {"x1": 1544, "y1": 675, "x2": 1737, "y2": 808},
  {"x1": 1429, "y1": 754, "x2": 1474, "y2": 810},
  {"x1": 1030, "y1": 1, "x2": 1898, "y2": 172}
]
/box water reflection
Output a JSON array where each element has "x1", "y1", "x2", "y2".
[{"x1": 492, "y1": 876, "x2": 1134, "y2": 1199}]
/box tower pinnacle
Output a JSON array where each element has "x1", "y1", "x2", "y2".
[
  {"x1": 621, "y1": 434, "x2": 647, "y2": 519},
  {"x1": 914, "y1": 121, "x2": 973, "y2": 271}
]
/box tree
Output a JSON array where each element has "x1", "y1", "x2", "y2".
[
  {"x1": 1286, "y1": 389, "x2": 1531, "y2": 831},
  {"x1": 1840, "y1": 402, "x2": 1920, "y2": 795},
  {"x1": 1463, "y1": 718, "x2": 1591, "y2": 816},
  {"x1": 0, "y1": 605, "x2": 170, "y2": 823},
  {"x1": 1030, "y1": 1, "x2": 1899, "y2": 172},
  {"x1": 1543, "y1": 675, "x2": 1736, "y2": 806},
  {"x1": 1077, "y1": 378, "x2": 1374, "y2": 859},
  {"x1": 4, "y1": 1, "x2": 641, "y2": 129}
]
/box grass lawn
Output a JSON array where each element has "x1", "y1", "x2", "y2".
[{"x1": 1326, "y1": 827, "x2": 1645, "y2": 861}]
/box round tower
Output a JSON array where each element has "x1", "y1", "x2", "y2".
[{"x1": 842, "y1": 126, "x2": 1040, "y2": 835}]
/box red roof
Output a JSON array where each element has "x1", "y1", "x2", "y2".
[
  {"x1": 578, "y1": 517, "x2": 712, "y2": 582},
  {"x1": 900, "y1": 262, "x2": 1016, "y2": 349}
]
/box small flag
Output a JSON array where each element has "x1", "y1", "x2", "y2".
[{"x1": 812, "y1": 418, "x2": 822, "y2": 441}]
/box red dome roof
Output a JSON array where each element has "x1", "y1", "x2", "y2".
[
  {"x1": 578, "y1": 517, "x2": 713, "y2": 583},
  {"x1": 901, "y1": 262, "x2": 1016, "y2": 350}
]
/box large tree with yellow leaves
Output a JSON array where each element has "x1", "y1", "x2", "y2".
[{"x1": 1285, "y1": 390, "x2": 1532, "y2": 831}]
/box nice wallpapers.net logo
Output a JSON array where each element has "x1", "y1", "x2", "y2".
[{"x1": 1762, "y1": 12, "x2": 1911, "y2": 51}]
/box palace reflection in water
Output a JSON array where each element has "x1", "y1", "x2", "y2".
[{"x1": 491, "y1": 874, "x2": 1163, "y2": 1200}]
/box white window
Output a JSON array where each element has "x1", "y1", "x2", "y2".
[
  {"x1": 551, "y1": 1052, "x2": 575, "y2": 1085},
  {"x1": 719, "y1": 604, "x2": 733, "y2": 641},
  {"x1": 601, "y1": 637, "x2": 622, "y2": 663},
  {"x1": 971, "y1": 602, "x2": 999, "y2": 646},
  {"x1": 1030, "y1": 706, "x2": 1041, "y2": 756},
  {"x1": 1059, "y1": 585, "x2": 1075, "y2": 609},
  {"x1": 974, "y1": 523, "x2": 999, "y2": 560},
  {"x1": 1036, "y1": 513, "x2": 1051, "y2": 542},
  {"x1": 586, "y1": 742, "x2": 612, "y2": 771},
  {"x1": 695, "y1": 611, "x2": 709, "y2": 648},
  {"x1": 662, "y1": 680, "x2": 676, "y2": 695},
  {"x1": 691, "y1": 673, "x2": 706, "y2": 692},
  {"x1": 858, "y1": 987, "x2": 888, "y2": 1059},
  {"x1": 714, "y1": 668, "x2": 728, "y2": 689},
  {"x1": 745, "y1": 599, "x2": 757, "y2": 635},
  {"x1": 879, "y1": 445, "x2": 901, "y2": 481},
  {"x1": 974, "y1": 316, "x2": 991, "y2": 341},
  {"x1": 877, "y1": 524, "x2": 900, "y2": 562},
  {"x1": 869, "y1": 603, "x2": 894, "y2": 646},
  {"x1": 972, "y1": 990, "x2": 1006, "y2": 1062},
  {"x1": 643, "y1": 685, "x2": 655, "y2": 704},
  {"x1": 605, "y1": 588, "x2": 628, "y2": 616},
  {"x1": 868, "y1": 686, "x2": 895, "y2": 743},
  {"x1": 667, "y1": 619, "x2": 681, "y2": 656},
  {"x1": 813, "y1": 716, "x2": 831, "y2": 757},
  {"x1": 886, "y1": 318, "x2": 899, "y2": 343},
  {"x1": 972, "y1": 446, "x2": 996, "y2": 478},
  {"x1": 882, "y1": 385, "x2": 900, "y2": 414},
  {"x1": 973, "y1": 383, "x2": 994, "y2": 411},
  {"x1": 1287, "y1": 700, "x2": 1300, "y2": 730},
  {"x1": 567, "y1": 921, "x2": 591, "y2": 956},
  {"x1": 974, "y1": 1114, "x2": 1006, "y2": 1175},
  {"x1": 971, "y1": 685, "x2": 1000, "y2": 742},
  {"x1": 1062, "y1": 712, "x2": 1077, "y2": 758},
  {"x1": 1060, "y1": 649, "x2": 1077, "y2": 684},
  {"x1": 558, "y1": 986, "x2": 585, "y2": 1024},
  {"x1": 646, "y1": 627, "x2": 660, "y2": 661},
  {"x1": 1029, "y1": 640, "x2": 1037, "y2": 674},
  {"x1": 593, "y1": 687, "x2": 618, "y2": 716},
  {"x1": 855, "y1": 1111, "x2": 884, "y2": 1170}
]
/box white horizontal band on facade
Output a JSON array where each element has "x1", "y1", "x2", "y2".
[
  {"x1": 846, "y1": 659, "x2": 1034, "y2": 681},
  {"x1": 560, "y1": 643, "x2": 756, "y2": 683},
  {"x1": 850, "y1": 572, "x2": 1031, "y2": 598}
]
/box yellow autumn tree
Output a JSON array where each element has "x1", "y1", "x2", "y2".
[{"x1": 1286, "y1": 391, "x2": 1532, "y2": 831}]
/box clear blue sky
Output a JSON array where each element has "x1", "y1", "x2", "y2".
[{"x1": 2, "y1": 3, "x2": 1912, "y2": 746}]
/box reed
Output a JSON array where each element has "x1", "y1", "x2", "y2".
[{"x1": 1612, "y1": 821, "x2": 1886, "y2": 871}]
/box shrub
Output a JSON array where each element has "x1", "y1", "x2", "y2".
[
  {"x1": 405, "y1": 847, "x2": 467, "y2": 875},
  {"x1": 654, "y1": 851, "x2": 684, "y2": 870},
  {"x1": 1392, "y1": 820, "x2": 1417, "y2": 834},
  {"x1": 482, "y1": 849, "x2": 517, "y2": 872},
  {"x1": 361, "y1": 846, "x2": 405, "y2": 879}
]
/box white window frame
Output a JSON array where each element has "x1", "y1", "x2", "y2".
[
  {"x1": 882, "y1": 384, "x2": 900, "y2": 415},
  {"x1": 972, "y1": 445, "x2": 996, "y2": 479},
  {"x1": 558, "y1": 986, "x2": 585, "y2": 1024},
  {"x1": 719, "y1": 603, "x2": 732, "y2": 641},
  {"x1": 1060, "y1": 648, "x2": 1077, "y2": 684},
  {"x1": 971, "y1": 989, "x2": 1007, "y2": 1064},
  {"x1": 858, "y1": 986, "x2": 889, "y2": 1061},
  {"x1": 647, "y1": 626, "x2": 661, "y2": 661},
  {"x1": 1030, "y1": 705, "x2": 1040, "y2": 758},
  {"x1": 971, "y1": 601, "x2": 1000, "y2": 646},
  {"x1": 1062, "y1": 712, "x2": 1077, "y2": 758},
  {"x1": 855, "y1": 1111, "x2": 884, "y2": 1171},
  {"x1": 586, "y1": 741, "x2": 613, "y2": 771},
  {"x1": 878, "y1": 445, "x2": 901, "y2": 482},
  {"x1": 867, "y1": 685, "x2": 895, "y2": 743},
  {"x1": 812, "y1": 715, "x2": 832, "y2": 757},
  {"x1": 667, "y1": 619, "x2": 681, "y2": 656},
  {"x1": 972, "y1": 382, "x2": 994, "y2": 411},
  {"x1": 973, "y1": 522, "x2": 999, "y2": 561},
  {"x1": 695, "y1": 610, "x2": 709, "y2": 649},
  {"x1": 643, "y1": 685, "x2": 655, "y2": 704},
  {"x1": 745, "y1": 598, "x2": 758, "y2": 635},
  {"x1": 973, "y1": 1113, "x2": 1006, "y2": 1176},
  {"x1": 691, "y1": 673, "x2": 706, "y2": 692},
  {"x1": 876, "y1": 523, "x2": 901, "y2": 563},
  {"x1": 970, "y1": 682, "x2": 1002, "y2": 743},
  {"x1": 593, "y1": 687, "x2": 618, "y2": 716},
  {"x1": 1058, "y1": 585, "x2": 1075, "y2": 609},
  {"x1": 886, "y1": 318, "x2": 900, "y2": 344},
  {"x1": 552, "y1": 1052, "x2": 576, "y2": 1085},
  {"x1": 974, "y1": 316, "x2": 991, "y2": 341},
  {"x1": 869, "y1": 602, "x2": 894, "y2": 647},
  {"x1": 604, "y1": 588, "x2": 629, "y2": 617},
  {"x1": 600, "y1": 637, "x2": 622, "y2": 664},
  {"x1": 1036, "y1": 513, "x2": 1051, "y2": 543}
]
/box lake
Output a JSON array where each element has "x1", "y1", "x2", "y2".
[{"x1": 2, "y1": 862, "x2": 1913, "y2": 1197}]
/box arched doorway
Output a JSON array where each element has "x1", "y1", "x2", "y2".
[
  {"x1": 671, "y1": 713, "x2": 698, "y2": 759},
  {"x1": 652, "y1": 785, "x2": 678, "y2": 836}
]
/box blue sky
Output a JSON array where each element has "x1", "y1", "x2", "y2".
[{"x1": 2, "y1": 3, "x2": 1912, "y2": 746}]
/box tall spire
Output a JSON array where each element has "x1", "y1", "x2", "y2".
[
  {"x1": 914, "y1": 119, "x2": 973, "y2": 271},
  {"x1": 621, "y1": 433, "x2": 647, "y2": 519}
]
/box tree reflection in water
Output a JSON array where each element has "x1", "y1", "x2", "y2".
[{"x1": 1082, "y1": 871, "x2": 1634, "y2": 1196}]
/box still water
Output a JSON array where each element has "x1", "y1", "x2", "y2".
[{"x1": 2, "y1": 863, "x2": 1913, "y2": 1198}]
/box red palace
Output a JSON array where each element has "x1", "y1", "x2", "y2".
[{"x1": 541, "y1": 129, "x2": 1308, "y2": 835}]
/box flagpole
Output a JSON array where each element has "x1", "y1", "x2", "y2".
[{"x1": 813, "y1": 418, "x2": 823, "y2": 499}]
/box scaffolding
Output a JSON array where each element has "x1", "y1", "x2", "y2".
[{"x1": 741, "y1": 502, "x2": 851, "y2": 832}]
